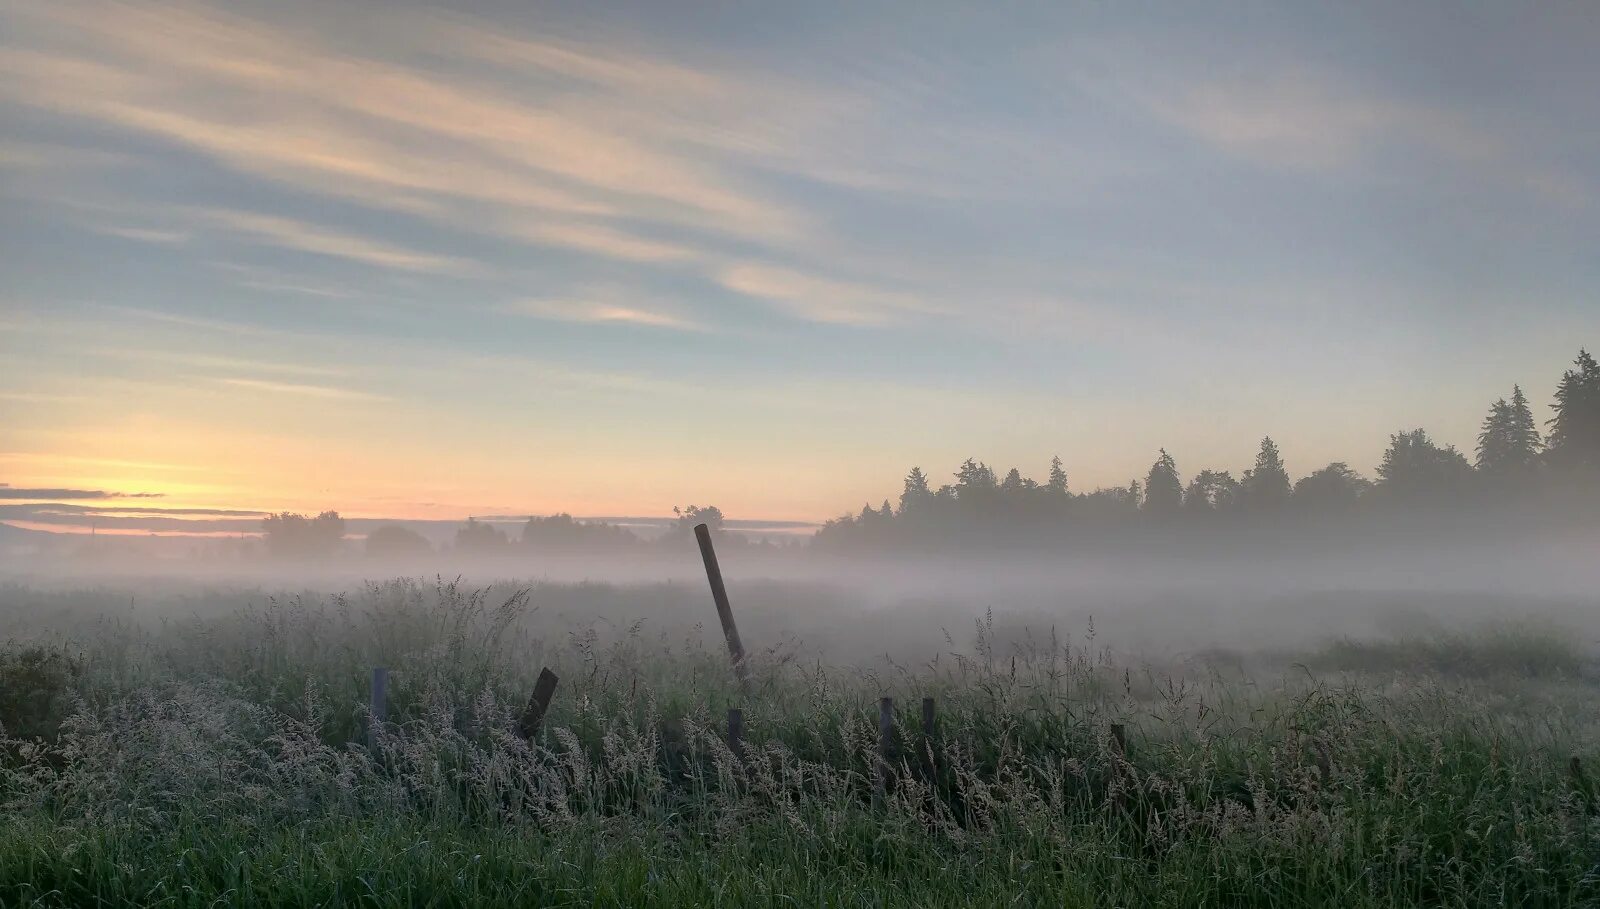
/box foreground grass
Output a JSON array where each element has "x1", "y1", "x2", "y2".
[
  {"x1": 5, "y1": 808, "x2": 1590, "y2": 909},
  {"x1": 0, "y1": 579, "x2": 1597, "y2": 907}
]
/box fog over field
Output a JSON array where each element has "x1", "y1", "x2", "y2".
[
  {"x1": 5, "y1": 507, "x2": 1598, "y2": 665},
  {"x1": 4, "y1": 0, "x2": 1600, "y2": 903}
]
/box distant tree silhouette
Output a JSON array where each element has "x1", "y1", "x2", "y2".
[
  {"x1": 1047, "y1": 456, "x2": 1069, "y2": 497},
  {"x1": 952, "y1": 458, "x2": 1000, "y2": 523},
  {"x1": 1240, "y1": 437, "x2": 1291, "y2": 509},
  {"x1": 1292, "y1": 462, "x2": 1371, "y2": 510},
  {"x1": 364, "y1": 523, "x2": 431, "y2": 557},
  {"x1": 521, "y1": 513, "x2": 638, "y2": 550},
  {"x1": 899, "y1": 467, "x2": 933, "y2": 515},
  {"x1": 1184, "y1": 469, "x2": 1240, "y2": 512},
  {"x1": 1377, "y1": 429, "x2": 1473, "y2": 499},
  {"x1": 954, "y1": 459, "x2": 998, "y2": 495},
  {"x1": 1143, "y1": 449, "x2": 1183, "y2": 515},
  {"x1": 1476, "y1": 385, "x2": 1543, "y2": 476},
  {"x1": 673, "y1": 504, "x2": 725, "y2": 534},
  {"x1": 1077, "y1": 482, "x2": 1140, "y2": 521},
  {"x1": 454, "y1": 517, "x2": 509, "y2": 553},
  {"x1": 810, "y1": 347, "x2": 1594, "y2": 555},
  {"x1": 262, "y1": 510, "x2": 345, "y2": 559},
  {"x1": 1547, "y1": 349, "x2": 1600, "y2": 471}
]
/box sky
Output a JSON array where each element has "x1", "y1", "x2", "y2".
[{"x1": 2, "y1": 0, "x2": 1598, "y2": 529}]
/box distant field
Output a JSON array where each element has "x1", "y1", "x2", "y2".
[{"x1": 1, "y1": 578, "x2": 1597, "y2": 907}]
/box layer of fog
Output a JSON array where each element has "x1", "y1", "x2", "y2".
[{"x1": 4, "y1": 529, "x2": 1597, "y2": 666}]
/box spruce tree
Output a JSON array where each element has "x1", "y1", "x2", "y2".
[
  {"x1": 1241, "y1": 437, "x2": 1291, "y2": 508},
  {"x1": 1047, "y1": 456, "x2": 1069, "y2": 496},
  {"x1": 1476, "y1": 398, "x2": 1514, "y2": 472},
  {"x1": 1477, "y1": 386, "x2": 1543, "y2": 475},
  {"x1": 899, "y1": 467, "x2": 932, "y2": 515},
  {"x1": 1001, "y1": 467, "x2": 1026, "y2": 492},
  {"x1": 1143, "y1": 449, "x2": 1183, "y2": 514},
  {"x1": 1548, "y1": 349, "x2": 1600, "y2": 470}
]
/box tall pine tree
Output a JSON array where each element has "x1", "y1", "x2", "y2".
[
  {"x1": 1477, "y1": 385, "x2": 1542, "y2": 475},
  {"x1": 1143, "y1": 449, "x2": 1183, "y2": 514},
  {"x1": 1240, "y1": 437, "x2": 1291, "y2": 508},
  {"x1": 1547, "y1": 350, "x2": 1600, "y2": 470},
  {"x1": 1047, "y1": 456, "x2": 1069, "y2": 496},
  {"x1": 899, "y1": 467, "x2": 932, "y2": 515}
]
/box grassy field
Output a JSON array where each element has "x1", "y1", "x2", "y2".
[{"x1": 1, "y1": 578, "x2": 1597, "y2": 907}]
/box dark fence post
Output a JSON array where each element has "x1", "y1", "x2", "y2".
[
  {"x1": 727, "y1": 707, "x2": 744, "y2": 759},
  {"x1": 921, "y1": 696, "x2": 935, "y2": 742},
  {"x1": 1110, "y1": 723, "x2": 1126, "y2": 757},
  {"x1": 877, "y1": 697, "x2": 894, "y2": 800},
  {"x1": 694, "y1": 523, "x2": 749, "y2": 689},
  {"x1": 369, "y1": 667, "x2": 388, "y2": 743},
  {"x1": 517, "y1": 667, "x2": 560, "y2": 739}
]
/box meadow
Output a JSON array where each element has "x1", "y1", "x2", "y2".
[{"x1": 0, "y1": 576, "x2": 1597, "y2": 907}]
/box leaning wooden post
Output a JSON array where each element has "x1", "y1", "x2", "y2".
[
  {"x1": 517, "y1": 667, "x2": 560, "y2": 739},
  {"x1": 1109, "y1": 722, "x2": 1126, "y2": 757},
  {"x1": 369, "y1": 666, "x2": 388, "y2": 741},
  {"x1": 694, "y1": 523, "x2": 749, "y2": 689},
  {"x1": 920, "y1": 696, "x2": 937, "y2": 779},
  {"x1": 877, "y1": 697, "x2": 894, "y2": 800},
  {"x1": 727, "y1": 707, "x2": 744, "y2": 759}
]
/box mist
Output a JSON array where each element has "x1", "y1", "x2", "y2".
[{"x1": 4, "y1": 1, "x2": 1600, "y2": 900}]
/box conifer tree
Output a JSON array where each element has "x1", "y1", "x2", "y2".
[
  {"x1": 1477, "y1": 386, "x2": 1542, "y2": 475},
  {"x1": 1143, "y1": 449, "x2": 1183, "y2": 514},
  {"x1": 1047, "y1": 456, "x2": 1069, "y2": 496},
  {"x1": 899, "y1": 467, "x2": 932, "y2": 515},
  {"x1": 1548, "y1": 350, "x2": 1600, "y2": 470},
  {"x1": 1240, "y1": 437, "x2": 1291, "y2": 508}
]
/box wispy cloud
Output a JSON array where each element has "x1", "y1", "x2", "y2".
[
  {"x1": 100, "y1": 305, "x2": 321, "y2": 339},
  {"x1": 506, "y1": 298, "x2": 706, "y2": 332},
  {"x1": 216, "y1": 377, "x2": 389, "y2": 402},
  {"x1": 201, "y1": 209, "x2": 476, "y2": 275},
  {"x1": 718, "y1": 262, "x2": 934, "y2": 326},
  {"x1": 518, "y1": 222, "x2": 701, "y2": 264},
  {"x1": 0, "y1": 391, "x2": 90, "y2": 403},
  {"x1": 94, "y1": 224, "x2": 191, "y2": 245},
  {"x1": 0, "y1": 0, "x2": 979, "y2": 330},
  {"x1": 0, "y1": 3, "x2": 803, "y2": 241},
  {"x1": 1115, "y1": 60, "x2": 1588, "y2": 202},
  {"x1": 0, "y1": 452, "x2": 230, "y2": 474},
  {"x1": 87, "y1": 347, "x2": 347, "y2": 378},
  {"x1": 0, "y1": 503, "x2": 264, "y2": 517},
  {"x1": 0, "y1": 487, "x2": 163, "y2": 500}
]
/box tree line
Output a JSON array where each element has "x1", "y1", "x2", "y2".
[
  {"x1": 813, "y1": 348, "x2": 1600, "y2": 552},
  {"x1": 260, "y1": 504, "x2": 772, "y2": 560}
]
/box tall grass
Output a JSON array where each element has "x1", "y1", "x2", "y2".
[{"x1": 1, "y1": 578, "x2": 1597, "y2": 906}]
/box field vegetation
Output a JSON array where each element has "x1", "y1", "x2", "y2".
[{"x1": 0, "y1": 578, "x2": 1597, "y2": 906}]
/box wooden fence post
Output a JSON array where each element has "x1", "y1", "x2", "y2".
[
  {"x1": 369, "y1": 666, "x2": 388, "y2": 741},
  {"x1": 517, "y1": 667, "x2": 560, "y2": 739},
  {"x1": 727, "y1": 707, "x2": 744, "y2": 759},
  {"x1": 921, "y1": 696, "x2": 935, "y2": 741},
  {"x1": 877, "y1": 696, "x2": 894, "y2": 799},
  {"x1": 1109, "y1": 723, "x2": 1126, "y2": 757},
  {"x1": 694, "y1": 523, "x2": 749, "y2": 689}
]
